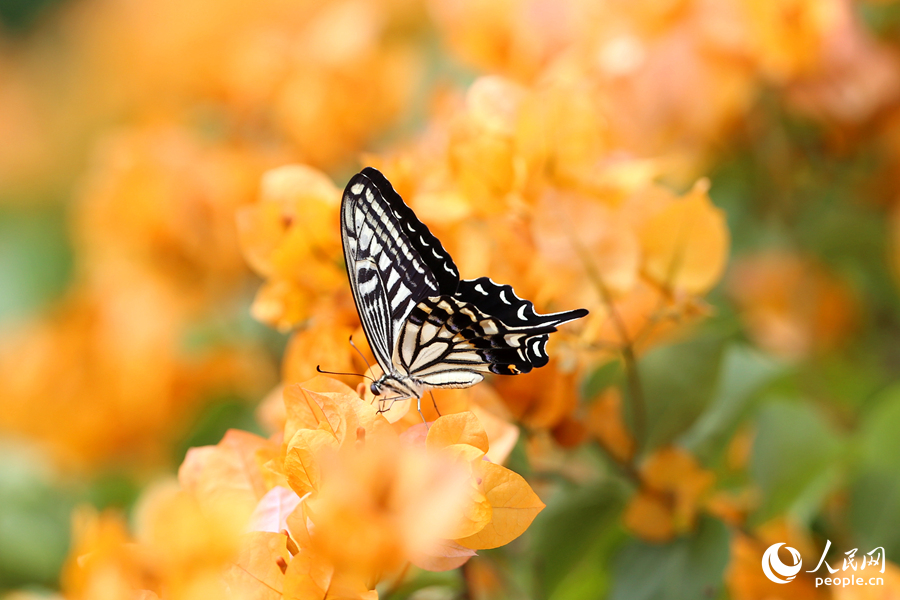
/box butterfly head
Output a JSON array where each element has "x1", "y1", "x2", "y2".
[{"x1": 369, "y1": 372, "x2": 423, "y2": 401}]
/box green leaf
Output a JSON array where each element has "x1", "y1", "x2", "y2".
[
  {"x1": 173, "y1": 397, "x2": 264, "y2": 465},
  {"x1": 0, "y1": 207, "x2": 72, "y2": 321},
  {"x1": 0, "y1": 441, "x2": 73, "y2": 590},
  {"x1": 639, "y1": 335, "x2": 726, "y2": 452},
  {"x1": 0, "y1": 0, "x2": 66, "y2": 31},
  {"x1": 582, "y1": 359, "x2": 623, "y2": 400},
  {"x1": 680, "y1": 344, "x2": 784, "y2": 461},
  {"x1": 531, "y1": 481, "x2": 628, "y2": 599},
  {"x1": 858, "y1": 384, "x2": 900, "y2": 471},
  {"x1": 749, "y1": 401, "x2": 842, "y2": 523},
  {"x1": 608, "y1": 516, "x2": 731, "y2": 600},
  {"x1": 848, "y1": 384, "x2": 900, "y2": 560}
]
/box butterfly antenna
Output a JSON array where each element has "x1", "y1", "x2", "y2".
[
  {"x1": 348, "y1": 336, "x2": 373, "y2": 373},
  {"x1": 315, "y1": 365, "x2": 374, "y2": 382}
]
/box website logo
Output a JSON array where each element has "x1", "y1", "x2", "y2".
[
  {"x1": 762, "y1": 543, "x2": 803, "y2": 584},
  {"x1": 760, "y1": 541, "x2": 885, "y2": 588}
]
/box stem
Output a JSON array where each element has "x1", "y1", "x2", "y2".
[
  {"x1": 621, "y1": 344, "x2": 646, "y2": 451},
  {"x1": 459, "y1": 559, "x2": 473, "y2": 600},
  {"x1": 382, "y1": 562, "x2": 411, "y2": 599},
  {"x1": 593, "y1": 438, "x2": 642, "y2": 486},
  {"x1": 574, "y1": 243, "x2": 647, "y2": 449}
]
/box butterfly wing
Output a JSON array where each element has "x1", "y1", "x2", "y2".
[
  {"x1": 394, "y1": 279, "x2": 588, "y2": 388},
  {"x1": 340, "y1": 167, "x2": 460, "y2": 374},
  {"x1": 454, "y1": 277, "x2": 588, "y2": 369}
]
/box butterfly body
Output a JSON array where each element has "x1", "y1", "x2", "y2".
[{"x1": 341, "y1": 167, "x2": 588, "y2": 412}]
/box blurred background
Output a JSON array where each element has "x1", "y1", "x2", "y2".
[{"x1": 2, "y1": 0, "x2": 900, "y2": 598}]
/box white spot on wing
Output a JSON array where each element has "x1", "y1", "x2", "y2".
[
  {"x1": 386, "y1": 268, "x2": 400, "y2": 290},
  {"x1": 420, "y1": 321, "x2": 439, "y2": 342},
  {"x1": 358, "y1": 224, "x2": 373, "y2": 250},
  {"x1": 359, "y1": 276, "x2": 378, "y2": 295},
  {"x1": 378, "y1": 252, "x2": 391, "y2": 270},
  {"x1": 419, "y1": 235, "x2": 429, "y2": 247},
  {"x1": 351, "y1": 183, "x2": 364, "y2": 195},
  {"x1": 409, "y1": 341, "x2": 450, "y2": 372},
  {"x1": 394, "y1": 282, "x2": 412, "y2": 305},
  {"x1": 401, "y1": 329, "x2": 417, "y2": 366},
  {"x1": 475, "y1": 284, "x2": 487, "y2": 295},
  {"x1": 418, "y1": 370, "x2": 483, "y2": 388},
  {"x1": 504, "y1": 334, "x2": 523, "y2": 346},
  {"x1": 517, "y1": 305, "x2": 527, "y2": 320},
  {"x1": 365, "y1": 188, "x2": 374, "y2": 201},
  {"x1": 499, "y1": 290, "x2": 511, "y2": 305}
]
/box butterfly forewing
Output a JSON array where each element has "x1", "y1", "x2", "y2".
[
  {"x1": 341, "y1": 168, "x2": 458, "y2": 375},
  {"x1": 355, "y1": 168, "x2": 460, "y2": 294}
]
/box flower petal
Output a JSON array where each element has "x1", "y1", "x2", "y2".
[{"x1": 456, "y1": 463, "x2": 544, "y2": 549}]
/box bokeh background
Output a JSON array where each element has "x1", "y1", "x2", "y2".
[{"x1": 2, "y1": 0, "x2": 900, "y2": 598}]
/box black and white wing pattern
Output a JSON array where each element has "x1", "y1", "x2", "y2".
[
  {"x1": 395, "y1": 281, "x2": 587, "y2": 389},
  {"x1": 340, "y1": 167, "x2": 458, "y2": 374},
  {"x1": 340, "y1": 167, "x2": 588, "y2": 397}
]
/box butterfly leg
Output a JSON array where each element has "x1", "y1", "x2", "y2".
[
  {"x1": 429, "y1": 390, "x2": 442, "y2": 417},
  {"x1": 376, "y1": 395, "x2": 401, "y2": 414},
  {"x1": 416, "y1": 395, "x2": 427, "y2": 427}
]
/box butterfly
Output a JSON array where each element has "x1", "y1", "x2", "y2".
[{"x1": 341, "y1": 167, "x2": 588, "y2": 416}]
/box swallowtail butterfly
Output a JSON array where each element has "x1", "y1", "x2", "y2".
[{"x1": 341, "y1": 167, "x2": 588, "y2": 414}]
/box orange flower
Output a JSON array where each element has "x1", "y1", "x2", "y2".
[
  {"x1": 784, "y1": 0, "x2": 900, "y2": 123},
  {"x1": 278, "y1": 381, "x2": 544, "y2": 579},
  {"x1": 727, "y1": 251, "x2": 858, "y2": 360},
  {"x1": 61, "y1": 481, "x2": 250, "y2": 600},
  {"x1": 739, "y1": 0, "x2": 843, "y2": 83},
  {"x1": 623, "y1": 446, "x2": 715, "y2": 542},
  {"x1": 634, "y1": 179, "x2": 729, "y2": 297},
  {"x1": 237, "y1": 165, "x2": 347, "y2": 332},
  {"x1": 585, "y1": 387, "x2": 635, "y2": 463},
  {"x1": 490, "y1": 358, "x2": 582, "y2": 430},
  {"x1": 56, "y1": 375, "x2": 542, "y2": 599},
  {"x1": 0, "y1": 283, "x2": 272, "y2": 468}
]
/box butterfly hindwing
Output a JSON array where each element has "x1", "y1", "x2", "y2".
[
  {"x1": 455, "y1": 277, "x2": 589, "y2": 368},
  {"x1": 395, "y1": 289, "x2": 586, "y2": 386}
]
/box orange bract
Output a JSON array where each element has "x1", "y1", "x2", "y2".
[
  {"x1": 727, "y1": 252, "x2": 859, "y2": 360},
  {"x1": 585, "y1": 387, "x2": 635, "y2": 463},
  {"x1": 56, "y1": 377, "x2": 543, "y2": 599},
  {"x1": 623, "y1": 446, "x2": 715, "y2": 542}
]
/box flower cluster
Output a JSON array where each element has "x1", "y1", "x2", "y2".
[
  {"x1": 430, "y1": 0, "x2": 900, "y2": 161},
  {"x1": 3, "y1": 0, "x2": 900, "y2": 597},
  {"x1": 238, "y1": 72, "x2": 730, "y2": 437},
  {"x1": 58, "y1": 377, "x2": 542, "y2": 599},
  {"x1": 0, "y1": 0, "x2": 427, "y2": 467}
]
